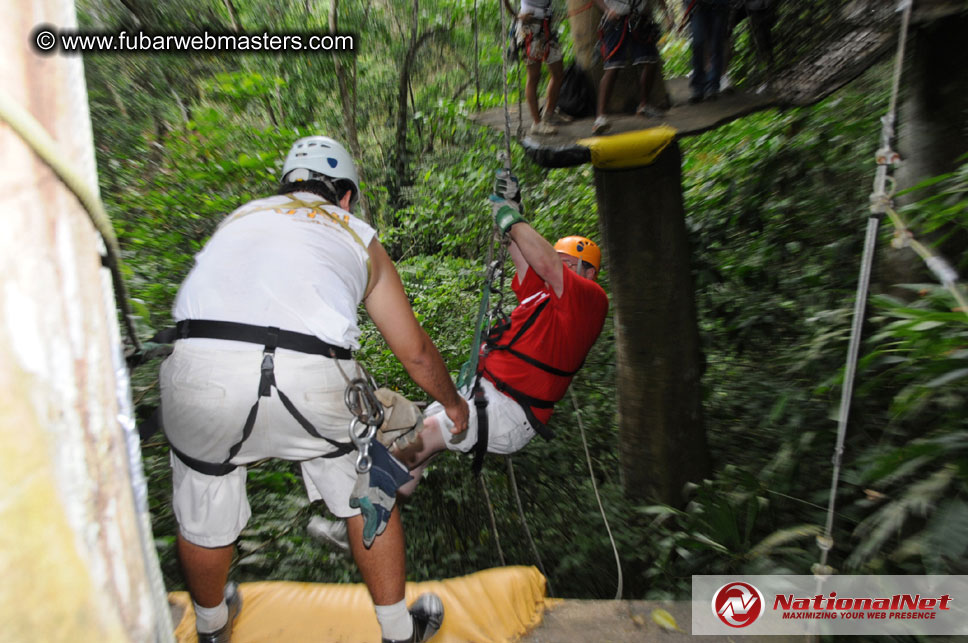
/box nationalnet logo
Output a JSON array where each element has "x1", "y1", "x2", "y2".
[
  {"x1": 772, "y1": 590, "x2": 952, "y2": 621},
  {"x1": 693, "y1": 575, "x2": 968, "y2": 635},
  {"x1": 712, "y1": 582, "x2": 765, "y2": 627}
]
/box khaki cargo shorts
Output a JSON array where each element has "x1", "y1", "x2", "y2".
[{"x1": 160, "y1": 341, "x2": 364, "y2": 547}]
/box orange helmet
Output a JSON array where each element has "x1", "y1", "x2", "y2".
[{"x1": 554, "y1": 236, "x2": 601, "y2": 271}]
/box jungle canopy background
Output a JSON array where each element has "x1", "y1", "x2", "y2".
[{"x1": 77, "y1": 0, "x2": 968, "y2": 600}]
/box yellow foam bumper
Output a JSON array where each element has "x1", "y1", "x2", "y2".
[
  {"x1": 170, "y1": 565, "x2": 556, "y2": 642},
  {"x1": 578, "y1": 125, "x2": 677, "y2": 169}
]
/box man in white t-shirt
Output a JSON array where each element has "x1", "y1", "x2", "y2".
[{"x1": 160, "y1": 136, "x2": 468, "y2": 643}]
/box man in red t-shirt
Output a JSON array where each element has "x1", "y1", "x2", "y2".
[
  {"x1": 393, "y1": 178, "x2": 609, "y2": 474},
  {"x1": 307, "y1": 178, "x2": 608, "y2": 546}
]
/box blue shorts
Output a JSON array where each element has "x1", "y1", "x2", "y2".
[{"x1": 600, "y1": 15, "x2": 660, "y2": 70}]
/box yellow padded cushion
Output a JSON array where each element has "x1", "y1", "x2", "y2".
[{"x1": 170, "y1": 565, "x2": 557, "y2": 642}]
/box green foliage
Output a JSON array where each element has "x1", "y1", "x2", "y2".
[
  {"x1": 838, "y1": 283, "x2": 968, "y2": 573},
  {"x1": 79, "y1": 0, "x2": 967, "y2": 603}
]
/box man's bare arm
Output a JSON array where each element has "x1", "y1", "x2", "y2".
[
  {"x1": 507, "y1": 222, "x2": 564, "y2": 297},
  {"x1": 364, "y1": 239, "x2": 469, "y2": 432}
]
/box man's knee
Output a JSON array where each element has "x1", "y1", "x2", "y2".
[{"x1": 391, "y1": 414, "x2": 443, "y2": 469}]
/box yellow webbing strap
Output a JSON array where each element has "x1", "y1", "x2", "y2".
[
  {"x1": 577, "y1": 125, "x2": 677, "y2": 169},
  {"x1": 170, "y1": 565, "x2": 557, "y2": 642},
  {"x1": 275, "y1": 195, "x2": 372, "y2": 289},
  {"x1": 277, "y1": 196, "x2": 369, "y2": 251}
]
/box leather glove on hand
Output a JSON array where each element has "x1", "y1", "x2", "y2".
[
  {"x1": 373, "y1": 387, "x2": 424, "y2": 451},
  {"x1": 349, "y1": 441, "x2": 413, "y2": 548},
  {"x1": 494, "y1": 170, "x2": 522, "y2": 207},
  {"x1": 490, "y1": 194, "x2": 526, "y2": 234},
  {"x1": 491, "y1": 170, "x2": 525, "y2": 234}
]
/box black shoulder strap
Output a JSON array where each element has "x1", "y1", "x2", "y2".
[
  {"x1": 497, "y1": 297, "x2": 551, "y2": 348},
  {"x1": 487, "y1": 296, "x2": 581, "y2": 378}
]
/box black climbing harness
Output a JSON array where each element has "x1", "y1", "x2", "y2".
[
  {"x1": 148, "y1": 319, "x2": 381, "y2": 477},
  {"x1": 478, "y1": 295, "x2": 573, "y2": 438},
  {"x1": 465, "y1": 265, "x2": 592, "y2": 473}
]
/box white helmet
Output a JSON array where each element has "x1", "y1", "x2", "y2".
[{"x1": 281, "y1": 136, "x2": 360, "y2": 208}]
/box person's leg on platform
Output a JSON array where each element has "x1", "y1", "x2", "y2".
[
  {"x1": 594, "y1": 67, "x2": 619, "y2": 133},
  {"x1": 544, "y1": 59, "x2": 564, "y2": 119},
  {"x1": 689, "y1": 4, "x2": 709, "y2": 101},
  {"x1": 526, "y1": 61, "x2": 557, "y2": 135},
  {"x1": 636, "y1": 62, "x2": 663, "y2": 117},
  {"x1": 178, "y1": 534, "x2": 234, "y2": 608},
  {"x1": 174, "y1": 521, "x2": 244, "y2": 641},
  {"x1": 349, "y1": 510, "x2": 411, "y2": 641},
  {"x1": 705, "y1": 5, "x2": 729, "y2": 98},
  {"x1": 525, "y1": 61, "x2": 542, "y2": 125}
]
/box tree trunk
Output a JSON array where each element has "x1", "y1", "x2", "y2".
[
  {"x1": 594, "y1": 143, "x2": 710, "y2": 506},
  {"x1": 329, "y1": 0, "x2": 373, "y2": 225},
  {"x1": 390, "y1": 0, "x2": 421, "y2": 210},
  {"x1": 0, "y1": 1, "x2": 171, "y2": 640},
  {"x1": 880, "y1": 10, "x2": 968, "y2": 288},
  {"x1": 389, "y1": 21, "x2": 443, "y2": 209}
]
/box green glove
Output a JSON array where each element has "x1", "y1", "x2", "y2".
[{"x1": 489, "y1": 194, "x2": 526, "y2": 234}]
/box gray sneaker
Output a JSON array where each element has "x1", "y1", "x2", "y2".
[
  {"x1": 592, "y1": 115, "x2": 610, "y2": 135},
  {"x1": 382, "y1": 593, "x2": 445, "y2": 643},
  {"x1": 635, "y1": 104, "x2": 665, "y2": 119},
  {"x1": 307, "y1": 515, "x2": 350, "y2": 551},
  {"x1": 197, "y1": 582, "x2": 242, "y2": 643}
]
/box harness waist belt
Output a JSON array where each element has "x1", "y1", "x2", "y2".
[{"x1": 174, "y1": 319, "x2": 352, "y2": 359}]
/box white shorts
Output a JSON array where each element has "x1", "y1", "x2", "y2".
[
  {"x1": 427, "y1": 378, "x2": 537, "y2": 455},
  {"x1": 160, "y1": 341, "x2": 364, "y2": 547}
]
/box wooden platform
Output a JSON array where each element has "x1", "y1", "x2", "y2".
[
  {"x1": 471, "y1": 77, "x2": 779, "y2": 168},
  {"x1": 520, "y1": 599, "x2": 806, "y2": 642}
]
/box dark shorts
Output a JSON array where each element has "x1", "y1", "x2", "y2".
[{"x1": 600, "y1": 15, "x2": 660, "y2": 70}]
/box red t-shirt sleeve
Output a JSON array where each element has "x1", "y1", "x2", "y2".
[{"x1": 512, "y1": 265, "x2": 545, "y2": 301}]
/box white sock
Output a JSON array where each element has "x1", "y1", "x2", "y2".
[
  {"x1": 194, "y1": 600, "x2": 228, "y2": 633},
  {"x1": 374, "y1": 599, "x2": 413, "y2": 641}
]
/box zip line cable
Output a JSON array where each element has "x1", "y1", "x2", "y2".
[{"x1": 499, "y1": 0, "x2": 514, "y2": 172}]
